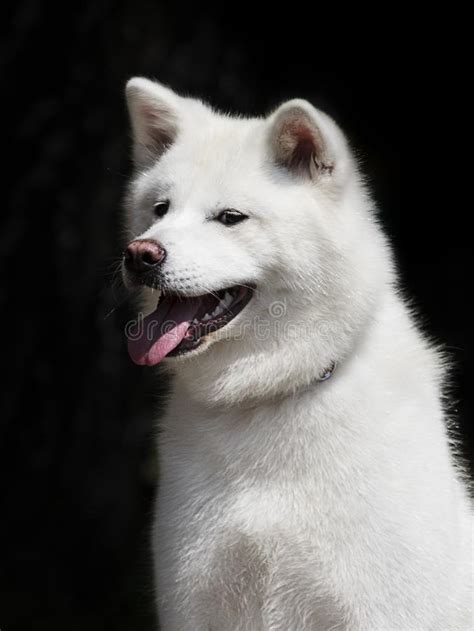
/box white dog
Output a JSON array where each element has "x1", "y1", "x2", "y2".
[{"x1": 122, "y1": 77, "x2": 473, "y2": 630}]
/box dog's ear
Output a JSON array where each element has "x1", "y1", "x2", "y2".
[
  {"x1": 267, "y1": 100, "x2": 337, "y2": 180},
  {"x1": 126, "y1": 77, "x2": 180, "y2": 168}
]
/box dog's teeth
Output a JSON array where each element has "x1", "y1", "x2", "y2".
[
  {"x1": 200, "y1": 295, "x2": 234, "y2": 322},
  {"x1": 222, "y1": 291, "x2": 233, "y2": 308}
]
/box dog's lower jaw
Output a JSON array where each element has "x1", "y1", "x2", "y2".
[
  {"x1": 171, "y1": 323, "x2": 359, "y2": 409},
  {"x1": 167, "y1": 276, "x2": 381, "y2": 407}
]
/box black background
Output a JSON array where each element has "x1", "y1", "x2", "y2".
[{"x1": 1, "y1": 4, "x2": 471, "y2": 630}]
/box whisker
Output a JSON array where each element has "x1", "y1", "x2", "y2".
[
  {"x1": 103, "y1": 286, "x2": 140, "y2": 320},
  {"x1": 106, "y1": 167, "x2": 129, "y2": 178},
  {"x1": 236, "y1": 283, "x2": 256, "y2": 292}
]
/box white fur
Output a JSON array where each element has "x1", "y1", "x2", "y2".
[{"x1": 124, "y1": 78, "x2": 473, "y2": 630}]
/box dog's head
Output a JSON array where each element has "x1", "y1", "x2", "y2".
[{"x1": 122, "y1": 78, "x2": 391, "y2": 403}]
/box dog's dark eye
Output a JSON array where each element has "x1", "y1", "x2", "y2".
[
  {"x1": 216, "y1": 209, "x2": 248, "y2": 226},
  {"x1": 153, "y1": 200, "x2": 170, "y2": 218}
]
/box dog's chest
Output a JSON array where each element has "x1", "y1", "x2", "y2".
[{"x1": 157, "y1": 481, "x2": 344, "y2": 630}]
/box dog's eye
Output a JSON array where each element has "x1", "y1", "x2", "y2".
[
  {"x1": 153, "y1": 200, "x2": 170, "y2": 218},
  {"x1": 215, "y1": 209, "x2": 248, "y2": 226}
]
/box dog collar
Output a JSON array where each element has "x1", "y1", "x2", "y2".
[{"x1": 317, "y1": 361, "x2": 336, "y2": 382}]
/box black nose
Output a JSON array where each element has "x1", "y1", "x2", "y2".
[{"x1": 124, "y1": 239, "x2": 166, "y2": 274}]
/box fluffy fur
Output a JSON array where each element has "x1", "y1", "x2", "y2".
[{"x1": 123, "y1": 77, "x2": 473, "y2": 630}]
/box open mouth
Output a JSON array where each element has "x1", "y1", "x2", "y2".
[{"x1": 127, "y1": 285, "x2": 254, "y2": 366}]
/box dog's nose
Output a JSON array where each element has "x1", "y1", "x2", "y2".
[{"x1": 124, "y1": 239, "x2": 166, "y2": 273}]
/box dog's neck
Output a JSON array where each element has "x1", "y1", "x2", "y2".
[
  {"x1": 228, "y1": 361, "x2": 337, "y2": 412},
  {"x1": 171, "y1": 358, "x2": 338, "y2": 414}
]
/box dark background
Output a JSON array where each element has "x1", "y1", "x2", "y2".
[{"x1": 1, "y1": 4, "x2": 471, "y2": 630}]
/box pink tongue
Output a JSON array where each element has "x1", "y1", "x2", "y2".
[{"x1": 127, "y1": 297, "x2": 202, "y2": 366}]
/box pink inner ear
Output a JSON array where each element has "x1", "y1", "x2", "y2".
[
  {"x1": 138, "y1": 102, "x2": 176, "y2": 150},
  {"x1": 284, "y1": 121, "x2": 317, "y2": 171},
  {"x1": 274, "y1": 109, "x2": 331, "y2": 177}
]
